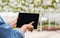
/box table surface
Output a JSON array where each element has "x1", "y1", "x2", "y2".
[{"x1": 25, "y1": 30, "x2": 60, "y2": 38}]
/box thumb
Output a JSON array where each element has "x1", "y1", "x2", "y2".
[{"x1": 29, "y1": 21, "x2": 34, "y2": 25}]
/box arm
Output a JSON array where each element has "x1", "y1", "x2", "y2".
[
  {"x1": 0, "y1": 16, "x2": 24, "y2": 38},
  {"x1": 0, "y1": 17, "x2": 34, "y2": 38}
]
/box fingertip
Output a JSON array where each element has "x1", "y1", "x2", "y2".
[{"x1": 29, "y1": 21, "x2": 34, "y2": 25}]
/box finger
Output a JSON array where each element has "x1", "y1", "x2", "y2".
[
  {"x1": 29, "y1": 21, "x2": 34, "y2": 25},
  {"x1": 30, "y1": 28, "x2": 34, "y2": 32},
  {"x1": 28, "y1": 28, "x2": 33, "y2": 32},
  {"x1": 31, "y1": 28, "x2": 33, "y2": 32},
  {"x1": 31, "y1": 26, "x2": 34, "y2": 32},
  {"x1": 28, "y1": 26, "x2": 34, "y2": 32}
]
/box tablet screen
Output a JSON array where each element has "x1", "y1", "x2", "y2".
[{"x1": 17, "y1": 13, "x2": 39, "y2": 29}]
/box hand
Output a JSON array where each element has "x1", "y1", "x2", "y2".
[
  {"x1": 11, "y1": 18, "x2": 18, "y2": 28},
  {"x1": 27, "y1": 21, "x2": 34, "y2": 32},
  {"x1": 21, "y1": 21, "x2": 34, "y2": 33},
  {"x1": 11, "y1": 18, "x2": 34, "y2": 32}
]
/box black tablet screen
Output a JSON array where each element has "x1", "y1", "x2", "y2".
[{"x1": 17, "y1": 13, "x2": 39, "y2": 29}]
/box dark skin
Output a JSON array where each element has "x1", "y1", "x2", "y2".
[{"x1": 11, "y1": 18, "x2": 34, "y2": 32}]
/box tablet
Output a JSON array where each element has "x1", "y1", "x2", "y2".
[{"x1": 17, "y1": 13, "x2": 39, "y2": 29}]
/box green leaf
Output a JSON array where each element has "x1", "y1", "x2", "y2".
[
  {"x1": 2, "y1": 0, "x2": 10, "y2": 3},
  {"x1": 52, "y1": 0, "x2": 56, "y2": 4},
  {"x1": 42, "y1": 5, "x2": 48, "y2": 9},
  {"x1": 31, "y1": 0, "x2": 34, "y2": 4}
]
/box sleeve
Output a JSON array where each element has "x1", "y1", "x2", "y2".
[
  {"x1": 0, "y1": 16, "x2": 25, "y2": 38},
  {"x1": 0, "y1": 17, "x2": 24, "y2": 38},
  {"x1": 0, "y1": 23, "x2": 13, "y2": 38},
  {"x1": 0, "y1": 16, "x2": 5, "y2": 25},
  {"x1": 15, "y1": 29, "x2": 25, "y2": 38},
  {"x1": 0, "y1": 23, "x2": 25, "y2": 38}
]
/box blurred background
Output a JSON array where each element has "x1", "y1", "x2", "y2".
[{"x1": 0, "y1": 0, "x2": 60, "y2": 31}]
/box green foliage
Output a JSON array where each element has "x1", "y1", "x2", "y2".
[
  {"x1": 42, "y1": 21, "x2": 48, "y2": 25},
  {"x1": 2, "y1": 0, "x2": 10, "y2": 3},
  {"x1": 0, "y1": 0, "x2": 59, "y2": 12},
  {"x1": 42, "y1": 5, "x2": 48, "y2": 9},
  {"x1": 52, "y1": 0, "x2": 56, "y2": 4},
  {"x1": 31, "y1": 0, "x2": 34, "y2": 4},
  {"x1": 50, "y1": 22, "x2": 55, "y2": 25}
]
